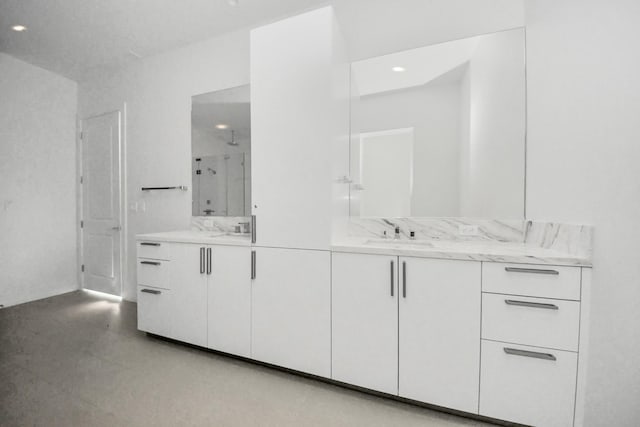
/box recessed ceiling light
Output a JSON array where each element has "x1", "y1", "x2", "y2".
[
  {"x1": 216, "y1": 124, "x2": 229, "y2": 130},
  {"x1": 392, "y1": 66, "x2": 406, "y2": 72},
  {"x1": 11, "y1": 25, "x2": 27, "y2": 32},
  {"x1": 227, "y1": 0, "x2": 239, "y2": 6}
]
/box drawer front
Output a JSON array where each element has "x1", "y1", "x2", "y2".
[
  {"x1": 482, "y1": 293, "x2": 580, "y2": 351},
  {"x1": 137, "y1": 258, "x2": 170, "y2": 289},
  {"x1": 480, "y1": 340, "x2": 577, "y2": 427},
  {"x1": 137, "y1": 286, "x2": 172, "y2": 336},
  {"x1": 137, "y1": 240, "x2": 170, "y2": 260},
  {"x1": 483, "y1": 262, "x2": 581, "y2": 300}
]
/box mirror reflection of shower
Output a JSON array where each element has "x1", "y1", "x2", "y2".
[
  {"x1": 192, "y1": 152, "x2": 247, "y2": 216},
  {"x1": 191, "y1": 84, "x2": 251, "y2": 217}
]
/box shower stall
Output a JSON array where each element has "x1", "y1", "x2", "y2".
[{"x1": 192, "y1": 152, "x2": 249, "y2": 216}]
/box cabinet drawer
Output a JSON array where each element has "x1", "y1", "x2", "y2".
[
  {"x1": 480, "y1": 340, "x2": 577, "y2": 427},
  {"x1": 137, "y1": 240, "x2": 170, "y2": 260},
  {"x1": 482, "y1": 293, "x2": 580, "y2": 351},
  {"x1": 137, "y1": 286, "x2": 172, "y2": 336},
  {"x1": 482, "y1": 262, "x2": 581, "y2": 300},
  {"x1": 137, "y1": 258, "x2": 170, "y2": 289}
]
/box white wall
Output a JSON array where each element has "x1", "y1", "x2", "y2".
[
  {"x1": 78, "y1": 30, "x2": 250, "y2": 301},
  {"x1": 525, "y1": 1, "x2": 640, "y2": 425},
  {"x1": 460, "y1": 29, "x2": 526, "y2": 218},
  {"x1": 0, "y1": 53, "x2": 78, "y2": 307}
]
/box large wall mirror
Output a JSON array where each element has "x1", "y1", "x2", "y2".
[
  {"x1": 191, "y1": 85, "x2": 251, "y2": 216},
  {"x1": 349, "y1": 28, "x2": 525, "y2": 218}
]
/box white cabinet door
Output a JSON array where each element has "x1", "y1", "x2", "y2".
[
  {"x1": 208, "y1": 245, "x2": 251, "y2": 357},
  {"x1": 399, "y1": 257, "x2": 481, "y2": 413},
  {"x1": 251, "y1": 247, "x2": 331, "y2": 377},
  {"x1": 480, "y1": 340, "x2": 578, "y2": 427},
  {"x1": 250, "y1": 7, "x2": 337, "y2": 250},
  {"x1": 332, "y1": 252, "x2": 398, "y2": 394},
  {"x1": 169, "y1": 243, "x2": 208, "y2": 347},
  {"x1": 137, "y1": 286, "x2": 172, "y2": 336}
]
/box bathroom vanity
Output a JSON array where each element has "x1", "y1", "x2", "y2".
[
  {"x1": 137, "y1": 218, "x2": 592, "y2": 427},
  {"x1": 137, "y1": 6, "x2": 593, "y2": 427}
]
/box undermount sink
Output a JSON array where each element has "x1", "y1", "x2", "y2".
[
  {"x1": 206, "y1": 232, "x2": 226, "y2": 238},
  {"x1": 363, "y1": 238, "x2": 514, "y2": 252},
  {"x1": 206, "y1": 232, "x2": 249, "y2": 239},
  {"x1": 365, "y1": 238, "x2": 435, "y2": 248}
]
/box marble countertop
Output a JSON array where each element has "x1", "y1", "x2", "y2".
[
  {"x1": 136, "y1": 230, "x2": 251, "y2": 246},
  {"x1": 135, "y1": 231, "x2": 591, "y2": 266},
  {"x1": 332, "y1": 238, "x2": 592, "y2": 267}
]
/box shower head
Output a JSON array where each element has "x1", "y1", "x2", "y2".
[
  {"x1": 227, "y1": 130, "x2": 239, "y2": 146},
  {"x1": 207, "y1": 167, "x2": 216, "y2": 175}
]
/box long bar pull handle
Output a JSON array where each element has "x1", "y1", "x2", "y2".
[
  {"x1": 251, "y1": 215, "x2": 256, "y2": 244},
  {"x1": 505, "y1": 267, "x2": 559, "y2": 275},
  {"x1": 390, "y1": 260, "x2": 395, "y2": 297},
  {"x1": 251, "y1": 250, "x2": 256, "y2": 280},
  {"x1": 141, "y1": 289, "x2": 161, "y2": 295},
  {"x1": 206, "y1": 248, "x2": 212, "y2": 275},
  {"x1": 504, "y1": 347, "x2": 557, "y2": 361},
  {"x1": 140, "y1": 261, "x2": 161, "y2": 266},
  {"x1": 140, "y1": 242, "x2": 161, "y2": 247},
  {"x1": 200, "y1": 247, "x2": 205, "y2": 274},
  {"x1": 141, "y1": 186, "x2": 188, "y2": 191},
  {"x1": 505, "y1": 299, "x2": 559, "y2": 310},
  {"x1": 402, "y1": 261, "x2": 407, "y2": 298}
]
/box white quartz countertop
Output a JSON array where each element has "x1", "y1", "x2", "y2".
[
  {"x1": 136, "y1": 230, "x2": 251, "y2": 246},
  {"x1": 332, "y1": 238, "x2": 592, "y2": 267}
]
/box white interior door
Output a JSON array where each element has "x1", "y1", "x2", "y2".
[
  {"x1": 359, "y1": 129, "x2": 413, "y2": 217},
  {"x1": 81, "y1": 111, "x2": 122, "y2": 296}
]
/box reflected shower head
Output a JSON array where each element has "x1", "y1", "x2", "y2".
[{"x1": 227, "y1": 130, "x2": 239, "y2": 146}]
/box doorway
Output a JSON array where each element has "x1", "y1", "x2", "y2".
[{"x1": 79, "y1": 110, "x2": 124, "y2": 296}]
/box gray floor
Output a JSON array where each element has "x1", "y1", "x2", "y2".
[{"x1": 0, "y1": 291, "x2": 495, "y2": 427}]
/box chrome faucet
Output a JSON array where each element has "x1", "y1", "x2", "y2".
[
  {"x1": 394, "y1": 226, "x2": 401, "y2": 239},
  {"x1": 239, "y1": 221, "x2": 251, "y2": 234}
]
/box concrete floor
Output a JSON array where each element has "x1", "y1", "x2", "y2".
[{"x1": 0, "y1": 290, "x2": 495, "y2": 427}]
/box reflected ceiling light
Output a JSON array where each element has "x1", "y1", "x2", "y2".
[
  {"x1": 215, "y1": 124, "x2": 229, "y2": 129},
  {"x1": 392, "y1": 66, "x2": 406, "y2": 72},
  {"x1": 12, "y1": 25, "x2": 27, "y2": 32}
]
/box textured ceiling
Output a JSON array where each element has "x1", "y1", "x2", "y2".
[{"x1": 0, "y1": 0, "x2": 329, "y2": 80}]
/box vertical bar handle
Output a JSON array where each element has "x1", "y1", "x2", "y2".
[
  {"x1": 251, "y1": 250, "x2": 256, "y2": 280},
  {"x1": 251, "y1": 215, "x2": 257, "y2": 244},
  {"x1": 206, "y1": 247, "x2": 212, "y2": 275},
  {"x1": 402, "y1": 261, "x2": 407, "y2": 298},
  {"x1": 200, "y1": 247, "x2": 205, "y2": 274},
  {"x1": 390, "y1": 260, "x2": 395, "y2": 297}
]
